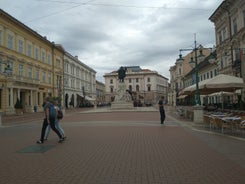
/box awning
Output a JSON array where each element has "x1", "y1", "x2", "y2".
[
  {"x1": 208, "y1": 91, "x2": 234, "y2": 97},
  {"x1": 177, "y1": 95, "x2": 187, "y2": 99},
  {"x1": 85, "y1": 96, "x2": 96, "y2": 101},
  {"x1": 182, "y1": 74, "x2": 244, "y2": 95},
  {"x1": 77, "y1": 94, "x2": 84, "y2": 98}
]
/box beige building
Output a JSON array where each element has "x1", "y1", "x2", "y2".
[
  {"x1": 104, "y1": 66, "x2": 168, "y2": 105},
  {"x1": 209, "y1": 0, "x2": 245, "y2": 78},
  {"x1": 168, "y1": 48, "x2": 211, "y2": 106},
  {"x1": 64, "y1": 53, "x2": 96, "y2": 108},
  {"x1": 169, "y1": 52, "x2": 193, "y2": 106},
  {"x1": 209, "y1": 0, "x2": 245, "y2": 102},
  {"x1": 0, "y1": 9, "x2": 64, "y2": 114}
]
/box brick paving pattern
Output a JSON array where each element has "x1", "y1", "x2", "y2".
[{"x1": 0, "y1": 106, "x2": 245, "y2": 184}]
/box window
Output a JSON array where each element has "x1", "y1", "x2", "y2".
[
  {"x1": 129, "y1": 85, "x2": 132, "y2": 91},
  {"x1": 207, "y1": 72, "x2": 209, "y2": 79},
  {"x1": 65, "y1": 78, "x2": 69, "y2": 87},
  {"x1": 42, "y1": 71, "x2": 46, "y2": 82},
  {"x1": 214, "y1": 69, "x2": 217, "y2": 76},
  {"x1": 0, "y1": 29, "x2": 2, "y2": 45},
  {"x1": 147, "y1": 77, "x2": 150, "y2": 82},
  {"x1": 110, "y1": 86, "x2": 113, "y2": 93},
  {"x1": 41, "y1": 50, "x2": 46, "y2": 62},
  {"x1": 147, "y1": 85, "x2": 151, "y2": 91},
  {"x1": 64, "y1": 63, "x2": 68, "y2": 72},
  {"x1": 235, "y1": 49, "x2": 241, "y2": 60},
  {"x1": 36, "y1": 69, "x2": 40, "y2": 80},
  {"x1": 136, "y1": 85, "x2": 139, "y2": 92},
  {"x1": 129, "y1": 79, "x2": 132, "y2": 83},
  {"x1": 56, "y1": 59, "x2": 61, "y2": 68},
  {"x1": 18, "y1": 40, "x2": 24, "y2": 54},
  {"x1": 28, "y1": 67, "x2": 32, "y2": 78},
  {"x1": 218, "y1": 31, "x2": 222, "y2": 44},
  {"x1": 27, "y1": 44, "x2": 32, "y2": 57},
  {"x1": 7, "y1": 34, "x2": 14, "y2": 49},
  {"x1": 35, "y1": 47, "x2": 39, "y2": 60},
  {"x1": 136, "y1": 78, "x2": 139, "y2": 83},
  {"x1": 110, "y1": 79, "x2": 113, "y2": 84},
  {"x1": 76, "y1": 68, "x2": 79, "y2": 77},
  {"x1": 47, "y1": 53, "x2": 51, "y2": 64},
  {"x1": 48, "y1": 73, "x2": 51, "y2": 84},
  {"x1": 222, "y1": 27, "x2": 227, "y2": 40},
  {"x1": 71, "y1": 65, "x2": 75, "y2": 75},
  {"x1": 210, "y1": 71, "x2": 213, "y2": 78},
  {"x1": 19, "y1": 64, "x2": 24, "y2": 77},
  {"x1": 233, "y1": 18, "x2": 238, "y2": 34}
]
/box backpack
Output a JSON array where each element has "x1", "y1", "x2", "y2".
[
  {"x1": 57, "y1": 109, "x2": 63, "y2": 119},
  {"x1": 48, "y1": 103, "x2": 57, "y2": 119}
]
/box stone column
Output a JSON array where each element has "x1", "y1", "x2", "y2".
[{"x1": 10, "y1": 88, "x2": 14, "y2": 108}]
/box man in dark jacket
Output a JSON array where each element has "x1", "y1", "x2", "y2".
[{"x1": 158, "y1": 96, "x2": 165, "y2": 124}]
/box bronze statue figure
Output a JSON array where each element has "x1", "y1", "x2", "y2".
[{"x1": 118, "y1": 66, "x2": 127, "y2": 82}]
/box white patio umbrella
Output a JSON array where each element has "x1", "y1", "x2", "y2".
[
  {"x1": 181, "y1": 74, "x2": 244, "y2": 97},
  {"x1": 208, "y1": 91, "x2": 234, "y2": 110},
  {"x1": 199, "y1": 74, "x2": 244, "y2": 94}
]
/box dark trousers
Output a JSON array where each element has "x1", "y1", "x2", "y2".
[
  {"x1": 40, "y1": 118, "x2": 62, "y2": 141},
  {"x1": 160, "y1": 110, "x2": 165, "y2": 124}
]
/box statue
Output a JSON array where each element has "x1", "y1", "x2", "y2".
[{"x1": 118, "y1": 66, "x2": 127, "y2": 82}]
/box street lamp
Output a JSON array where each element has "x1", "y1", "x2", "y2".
[
  {"x1": 177, "y1": 34, "x2": 205, "y2": 106},
  {"x1": 0, "y1": 60, "x2": 13, "y2": 114}
]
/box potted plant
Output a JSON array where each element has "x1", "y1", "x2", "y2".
[{"x1": 14, "y1": 98, "x2": 23, "y2": 115}]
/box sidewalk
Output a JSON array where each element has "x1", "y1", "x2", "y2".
[{"x1": 0, "y1": 106, "x2": 244, "y2": 184}]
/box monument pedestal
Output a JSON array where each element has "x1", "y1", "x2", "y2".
[
  {"x1": 192, "y1": 105, "x2": 204, "y2": 123},
  {"x1": 111, "y1": 83, "x2": 134, "y2": 110},
  {"x1": 111, "y1": 101, "x2": 134, "y2": 110}
]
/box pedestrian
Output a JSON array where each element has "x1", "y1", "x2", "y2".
[
  {"x1": 158, "y1": 96, "x2": 165, "y2": 124},
  {"x1": 36, "y1": 97, "x2": 65, "y2": 144},
  {"x1": 44, "y1": 100, "x2": 66, "y2": 140}
]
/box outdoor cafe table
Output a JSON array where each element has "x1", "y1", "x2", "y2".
[{"x1": 221, "y1": 116, "x2": 241, "y2": 133}]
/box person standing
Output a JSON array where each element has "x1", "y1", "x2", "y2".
[
  {"x1": 158, "y1": 96, "x2": 165, "y2": 124},
  {"x1": 36, "y1": 97, "x2": 64, "y2": 144}
]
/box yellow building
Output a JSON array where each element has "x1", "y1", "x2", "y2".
[{"x1": 0, "y1": 9, "x2": 64, "y2": 114}]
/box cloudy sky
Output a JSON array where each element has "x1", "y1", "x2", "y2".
[{"x1": 1, "y1": 0, "x2": 223, "y2": 82}]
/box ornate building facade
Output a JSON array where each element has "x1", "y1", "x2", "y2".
[
  {"x1": 104, "y1": 66, "x2": 168, "y2": 105},
  {"x1": 0, "y1": 9, "x2": 64, "y2": 114},
  {"x1": 209, "y1": 0, "x2": 245, "y2": 101}
]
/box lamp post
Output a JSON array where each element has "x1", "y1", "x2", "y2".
[
  {"x1": 177, "y1": 34, "x2": 204, "y2": 106},
  {"x1": 0, "y1": 60, "x2": 13, "y2": 115}
]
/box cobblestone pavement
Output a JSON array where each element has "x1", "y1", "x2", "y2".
[{"x1": 0, "y1": 106, "x2": 245, "y2": 184}]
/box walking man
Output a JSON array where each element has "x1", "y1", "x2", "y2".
[
  {"x1": 158, "y1": 96, "x2": 165, "y2": 124},
  {"x1": 36, "y1": 96, "x2": 64, "y2": 144}
]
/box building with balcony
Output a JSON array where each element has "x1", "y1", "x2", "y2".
[
  {"x1": 209, "y1": 0, "x2": 245, "y2": 104},
  {"x1": 168, "y1": 48, "x2": 211, "y2": 106},
  {"x1": 209, "y1": 0, "x2": 245, "y2": 77},
  {"x1": 103, "y1": 66, "x2": 168, "y2": 105},
  {"x1": 0, "y1": 9, "x2": 64, "y2": 114}
]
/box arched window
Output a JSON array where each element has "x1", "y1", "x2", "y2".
[
  {"x1": 129, "y1": 85, "x2": 132, "y2": 91},
  {"x1": 136, "y1": 85, "x2": 139, "y2": 92}
]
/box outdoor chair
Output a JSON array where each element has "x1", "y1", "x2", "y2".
[{"x1": 214, "y1": 117, "x2": 231, "y2": 134}]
